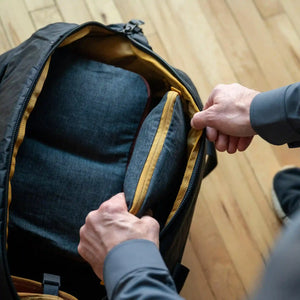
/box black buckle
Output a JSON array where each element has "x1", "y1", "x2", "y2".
[{"x1": 43, "y1": 273, "x2": 61, "y2": 296}]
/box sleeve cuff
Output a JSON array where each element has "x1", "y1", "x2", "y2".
[
  {"x1": 103, "y1": 239, "x2": 168, "y2": 299},
  {"x1": 250, "y1": 84, "x2": 300, "y2": 145}
]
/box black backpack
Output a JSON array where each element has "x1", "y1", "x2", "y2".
[{"x1": 0, "y1": 20, "x2": 217, "y2": 299}]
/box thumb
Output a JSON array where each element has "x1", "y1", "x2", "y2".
[{"x1": 191, "y1": 110, "x2": 211, "y2": 130}]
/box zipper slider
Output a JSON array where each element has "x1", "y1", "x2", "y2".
[{"x1": 122, "y1": 19, "x2": 145, "y2": 34}]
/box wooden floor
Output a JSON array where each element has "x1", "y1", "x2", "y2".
[{"x1": 2, "y1": 0, "x2": 300, "y2": 299}]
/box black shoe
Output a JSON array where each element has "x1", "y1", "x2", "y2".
[{"x1": 272, "y1": 166, "x2": 300, "y2": 225}]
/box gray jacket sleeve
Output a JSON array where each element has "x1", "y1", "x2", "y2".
[
  {"x1": 250, "y1": 211, "x2": 300, "y2": 300},
  {"x1": 250, "y1": 83, "x2": 300, "y2": 147},
  {"x1": 103, "y1": 239, "x2": 184, "y2": 300}
]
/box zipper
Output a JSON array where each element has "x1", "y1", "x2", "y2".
[
  {"x1": 161, "y1": 136, "x2": 206, "y2": 235},
  {"x1": 119, "y1": 20, "x2": 202, "y2": 109}
]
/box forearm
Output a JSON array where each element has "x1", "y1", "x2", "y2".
[
  {"x1": 250, "y1": 83, "x2": 300, "y2": 147},
  {"x1": 104, "y1": 239, "x2": 184, "y2": 300}
]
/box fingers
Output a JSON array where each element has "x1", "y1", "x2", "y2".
[
  {"x1": 213, "y1": 133, "x2": 253, "y2": 153},
  {"x1": 227, "y1": 136, "x2": 239, "y2": 154},
  {"x1": 215, "y1": 133, "x2": 228, "y2": 152},
  {"x1": 237, "y1": 136, "x2": 254, "y2": 152}
]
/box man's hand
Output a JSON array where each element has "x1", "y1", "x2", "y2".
[
  {"x1": 191, "y1": 83, "x2": 260, "y2": 153},
  {"x1": 78, "y1": 193, "x2": 160, "y2": 280}
]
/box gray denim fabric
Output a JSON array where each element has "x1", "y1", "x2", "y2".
[
  {"x1": 8, "y1": 48, "x2": 149, "y2": 298},
  {"x1": 124, "y1": 93, "x2": 187, "y2": 226}
]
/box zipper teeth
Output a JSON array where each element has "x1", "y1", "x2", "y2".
[
  {"x1": 161, "y1": 137, "x2": 205, "y2": 235},
  {"x1": 130, "y1": 91, "x2": 178, "y2": 215}
]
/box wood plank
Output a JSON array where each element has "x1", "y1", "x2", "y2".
[
  {"x1": 182, "y1": 195, "x2": 246, "y2": 300},
  {"x1": 0, "y1": 0, "x2": 35, "y2": 47},
  {"x1": 266, "y1": 13, "x2": 300, "y2": 82},
  {"x1": 280, "y1": 0, "x2": 300, "y2": 38},
  {"x1": 141, "y1": 0, "x2": 236, "y2": 101},
  {"x1": 55, "y1": 0, "x2": 92, "y2": 24},
  {"x1": 217, "y1": 151, "x2": 279, "y2": 254},
  {"x1": 30, "y1": 5, "x2": 63, "y2": 30},
  {"x1": 198, "y1": 0, "x2": 269, "y2": 91},
  {"x1": 24, "y1": 0, "x2": 54, "y2": 11},
  {"x1": 271, "y1": 144, "x2": 300, "y2": 167},
  {"x1": 245, "y1": 138, "x2": 282, "y2": 202},
  {"x1": 201, "y1": 166, "x2": 265, "y2": 295},
  {"x1": 181, "y1": 239, "x2": 216, "y2": 300},
  {"x1": 253, "y1": 0, "x2": 283, "y2": 18},
  {"x1": 84, "y1": 0, "x2": 123, "y2": 24},
  {"x1": 0, "y1": 20, "x2": 12, "y2": 54},
  {"x1": 239, "y1": 147, "x2": 282, "y2": 235},
  {"x1": 227, "y1": 0, "x2": 294, "y2": 89}
]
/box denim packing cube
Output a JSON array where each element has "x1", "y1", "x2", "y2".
[
  {"x1": 124, "y1": 92, "x2": 188, "y2": 227},
  {"x1": 8, "y1": 47, "x2": 150, "y2": 298}
]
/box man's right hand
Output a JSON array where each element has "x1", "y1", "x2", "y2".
[{"x1": 191, "y1": 83, "x2": 259, "y2": 153}]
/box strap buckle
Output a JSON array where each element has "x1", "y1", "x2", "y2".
[{"x1": 43, "y1": 273, "x2": 61, "y2": 296}]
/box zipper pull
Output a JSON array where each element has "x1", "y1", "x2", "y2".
[
  {"x1": 122, "y1": 19, "x2": 145, "y2": 34},
  {"x1": 121, "y1": 19, "x2": 152, "y2": 50}
]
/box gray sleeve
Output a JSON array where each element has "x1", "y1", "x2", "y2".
[
  {"x1": 250, "y1": 211, "x2": 300, "y2": 300},
  {"x1": 103, "y1": 239, "x2": 184, "y2": 300},
  {"x1": 250, "y1": 83, "x2": 300, "y2": 147}
]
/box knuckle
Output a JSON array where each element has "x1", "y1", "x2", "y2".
[
  {"x1": 85, "y1": 210, "x2": 98, "y2": 226},
  {"x1": 99, "y1": 200, "x2": 118, "y2": 214},
  {"x1": 77, "y1": 243, "x2": 83, "y2": 255},
  {"x1": 143, "y1": 216, "x2": 160, "y2": 231}
]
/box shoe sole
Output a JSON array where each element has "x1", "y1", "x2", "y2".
[{"x1": 271, "y1": 186, "x2": 291, "y2": 226}]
